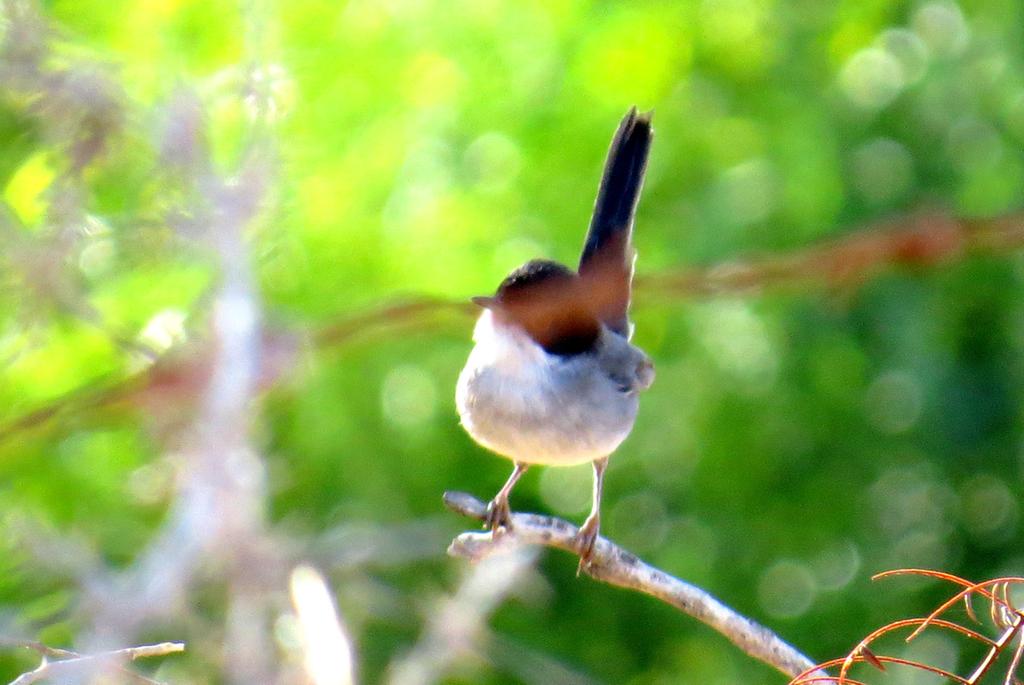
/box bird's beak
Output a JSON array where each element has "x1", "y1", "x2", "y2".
[{"x1": 471, "y1": 295, "x2": 498, "y2": 309}]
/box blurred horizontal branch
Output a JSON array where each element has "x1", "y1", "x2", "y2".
[
  {"x1": 4, "y1": 208, "x2": 1024, "y2": 445},
  {"x1": 4, "y1": 639, "x2": 184, "y2": 685},
  {"x1": 443, "y1": 491, "x2": 822, "y2": 681},
  {"x1": 313, "y1": 297, "x2": 477, "y2": 348},
  {"x1": 637, "y1": 210, "x2": 1024, "y2": 298}
]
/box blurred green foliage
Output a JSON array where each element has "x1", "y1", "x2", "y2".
[{"x1": 3, "y1": 0, "x2": 1024, "y2": 682}]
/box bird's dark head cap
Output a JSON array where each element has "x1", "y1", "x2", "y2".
[{"x1": 472, "y1": 259, "x2": 600, "y2": 356}]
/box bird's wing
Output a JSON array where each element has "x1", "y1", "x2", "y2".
[{"x1": 578, "y1": 107, "x2": 653, "y2": 337}]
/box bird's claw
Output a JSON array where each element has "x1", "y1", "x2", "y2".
[
  {"x1": 575, "y1": 515, "x2": 600, "y2": 576},
  {"x1": 484, "y1": 496, "x2": 512, "y2": 533}
]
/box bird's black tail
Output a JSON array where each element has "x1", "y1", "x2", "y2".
[
  {"x1": 578, "y1": 107, "x2": 653, "y2": 335},
  {"x1": 579, "y1": 108, "x2": 653, "y2": 270}
]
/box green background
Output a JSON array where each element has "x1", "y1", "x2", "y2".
[{"x1": 3, "y1": 0, "x2": 1024, "y2": 682}]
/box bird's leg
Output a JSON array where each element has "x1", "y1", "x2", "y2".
[
  {"x1": 575, "y1": 456, "x2": 608, "y2": 574},
  {"x1": 485, "y1": 461, "x2": 529, "y2": 533}
]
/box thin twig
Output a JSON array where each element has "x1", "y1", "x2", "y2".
[
  {"x1": 7, "y1": 641, "x2": 184, "y2": 685},
  {"x1": 388, "y1": 541, "x2": 539, "y2": 685},
  {"x1": 443, "y1": 491, "x2": 821, "y2": 680},
  {"x1": 792, "y1": 571, "x2": 1024, "y2": 685}
]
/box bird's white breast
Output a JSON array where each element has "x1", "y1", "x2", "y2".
[{"x1": 456, "y1": 311, "x2": 641, "y2": 466}]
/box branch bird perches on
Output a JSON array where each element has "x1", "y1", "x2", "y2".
[{"x1": 443, "y1": 491, "x2": 824, "y2": 680}]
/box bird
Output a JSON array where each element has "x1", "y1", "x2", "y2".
[{"x1": 455, "y1": 107, "x2": 655, "y2": 570}]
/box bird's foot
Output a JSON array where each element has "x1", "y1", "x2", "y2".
[
  {"x1": 484, "y1": 495, "x2": 512, "y2": 534},
  {"x1": 574, "y1": 514, "x2": 601, "y2": 576}
]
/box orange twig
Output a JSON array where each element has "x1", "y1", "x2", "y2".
[{"x1": 793, "y1": 570, "x2": 1024, "y2": 685}]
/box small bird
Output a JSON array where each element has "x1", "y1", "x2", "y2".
[{"x1": 456, "y1": 108, "x2": 655, "y2": 569}]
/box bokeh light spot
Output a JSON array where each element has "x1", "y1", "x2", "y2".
[
  {"x1": 878, "y1": 29, "x2": 929, "y2": 84},
  {"x1": 870, "y1": 464, "x2": 952, "y2": 537},
  {"x1": 657, "y1": 516, "x2": 719, "y2": 582},
  {"x1": 610, "y1": 491, "x2": 669, "y2": 554},
  {"x1": 381, "y1": 365, "x2": 438, "y2": 428},
  {"x1": 695, "y1": 301, "x2": 778, "y2": 390},
  {"x1": 959, "y1": 473, "x2": 1018, "y2": 543},
  {"x1": 913, "y1": 1, "x2": 969, "y2": 57},
  {"x1": 711, "y1": 158, "x2": 779, "y2": 226},
  {"x1": 811, "y1": 540, "x2": 861, "y2": 591},
  {"x1": 539, "y1": 463, "x2": 591, "y2": 516},
  {"x1": 839, "y1": 46, "x2": 905, "y2": 110},
  {"x1": 869, "y1": 463, "x2": 958, "y2": 567},
  {"x1": 757, "y1": 559, "x2": 818, "y2": 619},
  {"x1": 864, "y1": 370, "x2": 923, "y2": 434},
  {"x1": 851, "y1": 138, "x2": 914, "y2": 205}
]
